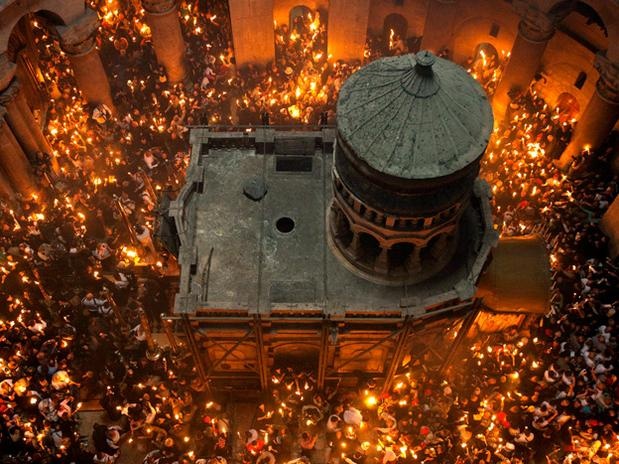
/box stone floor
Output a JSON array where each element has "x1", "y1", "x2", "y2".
[
  {"x1": 78, "y1": 399, "x2": 345, "y2": 464},
  {"x1": 77, "y1": 402, "x2": 146, "y2": 464},
  {"x1": 75, "y1": 348, "x2": 335, "y2": 464},
  {"x1": 230, "y1": 402, "x2": 259, "y2": 460}
]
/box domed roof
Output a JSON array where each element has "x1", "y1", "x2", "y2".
[{"x1": 336, "y1": 51, "x2": 494, "y2": 179}]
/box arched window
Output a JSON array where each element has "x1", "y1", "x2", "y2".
[
  {"x1": 556, "y1": 92, "x2": 580, "y2": 119},
  {"x1": 489, "y1": 22, "x2": 500, "y2": 38},
  {"x1": 383, "y1": 14, "x2": 408, "y2": 53},
  {"x1": 388, "y1": 242, "x2": 413, "y2": 270},
  {"x1": 289, "y1": 5, "x2": 312, "y2": 31},
  {"x1": 359, "y1": 232, "x2": 381, "y2": 262},
  {"x1": 574, "y1": 71, "x2": 587, "y2": 89}
]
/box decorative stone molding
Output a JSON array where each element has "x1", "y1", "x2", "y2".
[
  {"x1": 513, "y1": 0, "x2": 555, "y2": 43},
  {"x1": 0, "y1": 106, "x2": 7, "y2": 126},
  {"x1": 0, "y1": 54, "x2": 16, "y2": 92},
  {"x1": 594, "y1": 53, "x2": 619, "y2": 105},
  {"x1": 0, "y1": 78, "x2": 20, "y2": 106},
  {"x1": 57, "y1": 9, "x2": 99, "y2": 56},
  {"x1": 518, "y1": 12, "x2": 555, "y2": 42}
]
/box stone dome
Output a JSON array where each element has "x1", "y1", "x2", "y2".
[{"x1": 336, "y1": 50, "x2": 494, "y2": 180}]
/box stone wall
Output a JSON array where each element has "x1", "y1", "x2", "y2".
[
  {"x1": 537, "y1": 33, "x2": 598, "y2": 116},
  {"x1": 450, "y1": 0, "x2": 519, "y2": 63},
  {"x1": 0, "y1": 0, "x2": 85, "y2": 54},
  {"x1": 367, "y1": 0, "x2": 427, "y2": 39},
  {"x1": 327, "y1": 0, "x2": 371, "y2": 62},
  {"x1": 228, "y1": 0, "x2": 276, "y2": 66},
  {"x1": 272, "y1": 0, "x2": 328, "y2": 27}
]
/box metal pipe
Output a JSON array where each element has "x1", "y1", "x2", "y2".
[
  {"x1": 253, "y1": 315, "x2": 269, "y2": 390},
  {"x1": 181, "y1": 314, "x2": 209, "y2": 391}
]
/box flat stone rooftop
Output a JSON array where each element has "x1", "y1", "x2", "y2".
[{"x1": 170, "y1": 128, "x2": 497, "y2": 318}]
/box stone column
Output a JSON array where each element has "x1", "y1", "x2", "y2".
[
  {"x1": 407, "y1": 245, "x2": 422, "y2": 272},
  {"x1": 15, "y1": 84, "x2": 53, "y2": 156},
  {"x1": 493, "y1": 6, "x2": 555, "y2": 121},
  {"x1": 0, "y1": 167, "x2": 15, "y2": 200},
  {"x1": 228, "y1": 0, "x2": 275, "y2": 67},
  {"x1": 141, "y1": 0, "x2": 187, "y2": 83},
  {"x1": 58, "y1": 10, "x2": 115, "y2": 111},
  {"x1": 347, "y1": 232, "x2": 363, "y2": 260},
  {"x1": 0, "y1": 108, "x2": 38, "y2": 197},
  {"x1": 327, "y1": 0, "x2": 371, "y2": 62},
  {"x1": 600, "y1": 195, "x2": 619, "y2": 259},
  {"x1": 558, "y1": 54, "x2": 619, "y2": 168},
  {"x1": 0, "y1": 79, "x2": 53, "y2": 160},
  {"x1": 419, "y1": 0, "x2": 457, "y2": 54},
  {"x1": 333, "y1": 206, "x2": 350, "y2": 238},
  {"x1": 374, "y1": 246, "x2": 390, "y2": 274},
  {"x1": 431, "y1": 234, "x2": 449, "y2": 259}
]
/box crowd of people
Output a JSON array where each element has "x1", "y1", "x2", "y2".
[
  {"x1": 233, "y1": 10, "x2": 359, "y2": 125},
  {"x1": 0, "y1": 0, "x2": 617, "y2": 463}
]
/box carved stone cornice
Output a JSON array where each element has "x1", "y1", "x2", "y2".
[
  {"x1": 594, "y1": 53, "x2": 619, "y2": 105},
  {"x1": 513, "y1": 0, "x2": 555, "y2": 43},
  {"x1": 518, "y1": 11, "x2": 555, "y2": 42},
  {"x1": 0, "y1": 54, "x2": 17, "y2": 92},
  {"x1": 0, "y1": 106, "x2": 8, "y2": 127},
  {"x1": 0, "y1": 78, "x2": 20, "y2": 106},
  {"x1": 57, "y1": 9, "x2": 99, "y2": 56},
  {"x1": 141, "y1": 0, "x2": 178, "y2": 15}
]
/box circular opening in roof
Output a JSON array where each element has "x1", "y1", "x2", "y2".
[{"x1": 276, "y1": 217, "x2": 295, "y2": 234}]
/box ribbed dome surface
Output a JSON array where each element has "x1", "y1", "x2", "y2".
[{"x1": 336, "y1": 51, "x2": 494, "y2": 179}]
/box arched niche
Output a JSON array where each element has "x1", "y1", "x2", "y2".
[
  {"x1": 272, "y1": 342, "x2": 320, "y2": 369},
  {"x1": 556, "y1": 92, "x2": 580, "y2": 120},
  {"x1": 289, "y1": 4, "x2": 312, "y2": 32},
  {"x1": 383, "y1": 13, "x2": 408, "y2": 41},
  {"x1": 451, "y1": 16, "x2": 515, "y2": 65},
  {"x1": 473, "y1": 42, "x2": 499, "y2": 66},
  {"x1": 3, "y1": 11, "x2": 68, "y2": 121},
  {"x1": 0, "y1": 0, "x2": 86, "y2": 54},
  {"x1": 358, "y1": 231, "x2": 381, "y2": 263}
]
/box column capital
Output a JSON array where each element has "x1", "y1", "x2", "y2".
[
  {"x1": 0, "y1": 54, "x2": 16, "y2": 92},
  {"x1": 0, "y1": 78, "x2": 21, "y2": 107},
  {"x1": 513, "y1": 0, "x2": 555, "y2": 43},
  {"x1": 141, "y1": 0, "x2": 178, "y2": 15},
  {"x1": 594, "y1": 53, "x2": 619, "y2": 105},
  {"x1": 58, "y1": 9, "x2": 99, "y2": 56}
]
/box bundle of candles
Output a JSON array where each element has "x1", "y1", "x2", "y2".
[
  {"x1": 466, "y1": 48, "x2": 509, "y2": 96},
  {"x1": 234, "y1": 11, "x2": 359, "y2": 125}
]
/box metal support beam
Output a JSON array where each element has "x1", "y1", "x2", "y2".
[
  {"x1": 181, "y1": 314, "x2": 210, "y2": 391},
  {"x1": 329, "y1": 330, "x2": 398, "y2": 375},
  {"x1": 439, "y1": 299, "x2": 481, "y2": 375},
  {"x1": 253, "y1": 315, "x2": 269, "y2": 390},
  {"x1": 317, "y1": 321, "x2": 330, "y2": 390},
  {"x1": 382, "y1": 319, "x2": 413, "y2": 394},
  {"x1": 163, "y1": 315, "x2": 405, "y2": 324},
  {"x1": 207, "y1": 327, "x2": 254, "y2": 375},
  {"x1": 200, "y1": 337, "x2": 248, "y2": 363}
]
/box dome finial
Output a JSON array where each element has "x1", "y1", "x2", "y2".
[
  {"x1": 416, "y1": 50, "x2": 436, "y2": 67},
  {"x1": 415, "y1": 50, "x2": 436, "y2": 75},
  {"x1": 400, "y1": 51, "x2": 440, "y2": 97}
]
